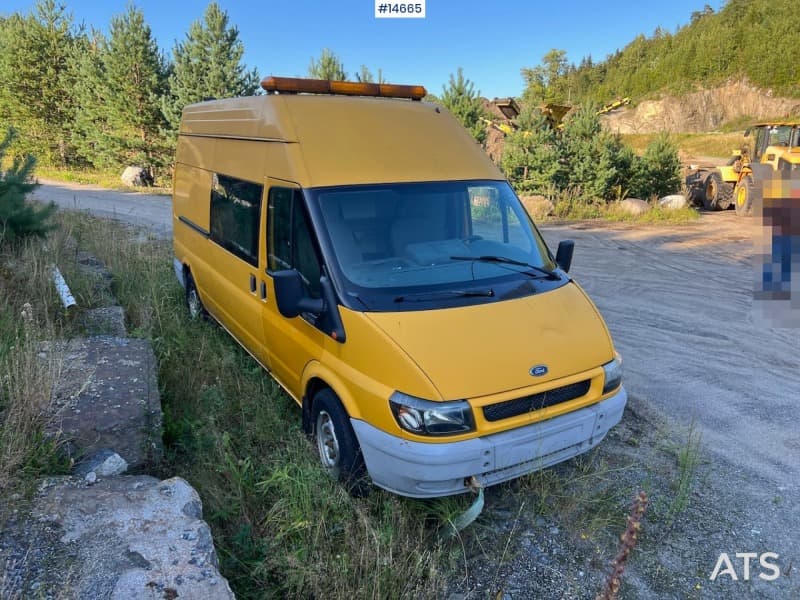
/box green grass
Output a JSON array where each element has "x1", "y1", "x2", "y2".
[
  {"x1": 546, "y1": 196, "x2": 701, "y2": 224},
  {"x1": 5, "y1": 211, "x2": 687, "y2": 598},
  {"x1": 0, "y1": 225, "x2": 83, "y2": 507},
  {"x1": 623, "y1": 132, "x2": 746, "y2": 159},
  {"x1": 59, "y1": 212, "x2": 465, "y2": 598},
  {"x1": 34, "y1": 166, "x2": 172, "y2": 195}
]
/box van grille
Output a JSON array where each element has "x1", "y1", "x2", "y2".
[{"x1": 482, "y1": 380, "x2": 591, "y2": 422}]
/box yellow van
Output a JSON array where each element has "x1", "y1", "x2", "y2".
[{"x1": 172, "y1": 77, "x2": 626, "y2": 498}]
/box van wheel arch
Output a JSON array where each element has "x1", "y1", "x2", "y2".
[
  {"x1": 310, "y1": 387, "x2": 369, "y2": 496},
  {"x1": 183, "y1": 266, "x2": 207, "y2": 320}
]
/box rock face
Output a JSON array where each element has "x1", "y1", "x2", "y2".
[
  {"x1": 121, "y1": 166, "x2": 153, "y2": 187},
  {"x1": 2, "y1": 476, "x2": 234, "y2": 599},
  {"x1": 45, "y1": 336, "x2": 163, "y2": 469},
  {"x1": 601, "y1": 79, "x2": 800, "y2": 134}
]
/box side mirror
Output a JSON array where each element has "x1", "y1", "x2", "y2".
[
  {"x1": 272, "y1": 270, "x2": 347, "y2": 342},
  {"x1": 555, "y1": 240, "x2": 575, "y2": 273},
  {"x1": 273, "y1": 270, "x2": 324, "y2": 318}
]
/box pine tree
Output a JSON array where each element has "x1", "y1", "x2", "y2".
[
  {"x1": 69, "y1": 30, "x2": 107, "y2": 168},
  {"x1": 0, "y1": 128, "x2": 55, "y2": 244},
  {"x1": 0, "y1": 0, "x2": 77, "y2": 166},
  {"x1": 560, "y1": 104, "x2": 624, "y2": 200},
  {"x1": 101, "y1": 6, "x2": 168, "y2": 171},
  {"x1": 440, "y1": 68, "x2": 487, "y2": 145},
  {"x1": 308, "y1": 49, "x2": 347, "y2": 81},
  {"x1": 500, "y1": 105, "x2": 563, "y2": 193},
  {"x1": 71, "y1": 7, "x2": 168, "y2": 173},
  {"x1": 355, "y1": 65, "x2": 385, "y2": 84},
  {"x1": 631, "y1": 133, "x2": 681, "y2": 199},
  {"x1": 162, "y1": 2, "x2": 259, "y2": 132}
]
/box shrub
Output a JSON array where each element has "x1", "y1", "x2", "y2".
[{"x1": 0, "y1": 128, "x2": 55, "y2": 244}]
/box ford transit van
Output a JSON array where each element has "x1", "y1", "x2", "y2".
[{"x1": 172, "y1": 76, "x2": 626, "y2": 498}]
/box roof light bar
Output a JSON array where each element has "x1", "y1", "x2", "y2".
[{"x1": 260, "y1": 76, "x2": 426, "y2": 100}]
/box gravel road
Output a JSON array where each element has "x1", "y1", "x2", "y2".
[
  {"x1": 539, "y1": 213, "x2": 799, "y2": 598},
  {"x1": 31, "y1": 181, "x2": 799, "y2": 598},
  {"x1": 31, "y1": 179, "x2": 172, "y2": 238}
]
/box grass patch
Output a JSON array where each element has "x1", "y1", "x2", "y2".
[
  {"x1": 34, "y1": 166, "x2": 171, "y2": 195},
  {"x1": 43, "y1": 211, "x2": 662, "y2": 597},
  {"x1": 623, "y1": 132, "x2": 746, "y2": 160},
  {"x1": 60, "y1": 212, "x2": 466, "y2": 598},
  {"x1": 547, "y1": 195, "x2": 701, "y2": 224},
  {"x1": 662, "y1": 423, "x2": 703, "y2": 526},
  {"x1": 0, "y1": 226, "x2": 86, "y2": 508}
]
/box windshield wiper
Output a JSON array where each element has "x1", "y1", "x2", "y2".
[
  {"x1": 394, "y1": 288, "x2": 495, "y2": 303},
  {"x1": 449, "y1": 255, "x2": 560, "y2": 280}
]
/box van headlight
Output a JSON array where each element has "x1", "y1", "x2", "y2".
[
  {"x1": 602, "y1": 355, "x2": 623, "y2": 394},
  {"x1": 389, "y1": 392, "x2": 475, "y2": 436}
]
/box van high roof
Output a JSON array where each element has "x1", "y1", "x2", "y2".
[{"x1": 177, "y1": 77, "x2": 502, "y2": 188}]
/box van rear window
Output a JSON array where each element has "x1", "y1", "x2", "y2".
[{"x1": 209, "y1": 174, "x2": 263, "y2": 266}]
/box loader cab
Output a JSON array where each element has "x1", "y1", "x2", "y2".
[{"x1": 746, "y1": 124, "x2": 800, "y2": 162}]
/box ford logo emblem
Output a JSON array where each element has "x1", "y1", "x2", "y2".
[{"x1": 529, "y1": 365, "x2": 548, "y2": 377}]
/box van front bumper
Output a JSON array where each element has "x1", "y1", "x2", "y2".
[{"x1": 351, "y1": 387, "x2": 627, "y2": 498}]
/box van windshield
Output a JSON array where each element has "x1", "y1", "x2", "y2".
[{"x1": 306, "y1": 180, "x2": 565, "y2": 311}]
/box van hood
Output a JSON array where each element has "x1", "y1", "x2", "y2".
[{"x1": 364, "y1": 282, "x2": 613, "y2": 400}]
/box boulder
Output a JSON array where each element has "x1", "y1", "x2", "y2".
[
  {"x1": 1, "y1": 476, "x2": 235, "y2": 599},
  {"x1": 659, "y1": 194, "x2": 690, "y2": 210},
  {"x1": 618, "y1": 198, "x2": 651, "y2": 216},
  {"x1": 121, "y1": 166, "x2": 153, "y2": 187},
  {"x1": 75, "y1": 449, "x2": 128, "y2": 478}
]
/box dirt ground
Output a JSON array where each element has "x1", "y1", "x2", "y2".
[{"x1": 449, "y1": 212, "x2": 799, "y2": 599}]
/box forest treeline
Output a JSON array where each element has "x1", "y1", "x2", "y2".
[
  {"x1": 521, "y1": 0, "x2": 800, "y2": 106},
  {"x1": 0, "y1": 0, "x2": 261, "y2": 178}
]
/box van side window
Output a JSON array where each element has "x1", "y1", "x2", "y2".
[
  {"x1": 209, "y1": 174, "x2": 263, "y2": 266},
  {"x1": 268, "y1": 187, "x2": 322, "y2": 299}
]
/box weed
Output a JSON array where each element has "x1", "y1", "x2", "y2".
[
  {"x1": 664, "y1": 422, "x2": 702, "y2": 525},
  {"x1": 596, "y1": 491, "x2": 649, "y2": 600}
]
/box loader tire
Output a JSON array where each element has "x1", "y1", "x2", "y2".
[
  {"x1": 702, "y1": 172, "x2": 732, "y2": 211},
  {"x1": 734, "y1": 176, "x2": 754, "y2": 217}
]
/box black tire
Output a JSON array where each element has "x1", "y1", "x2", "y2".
[
  {"x1": 702, "y1": 172, "x2": 732, "y2": 211},
  {"x1": 312, "y1": 389, "x2": 368, "y2": 495},
  {"x1": 185, "y1": 271, "x2": 207, "y2": 320},
  {"x1": 734, "y1": 176, "x2": 754, "y2": 217}
]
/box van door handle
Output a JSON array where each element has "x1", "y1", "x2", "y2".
[
  {"x1": 249, "y1": 274, "x2": 256, "y2": 293},
  {"x1": 260, "y1": 281, "x2": 267, "y2": 300}
]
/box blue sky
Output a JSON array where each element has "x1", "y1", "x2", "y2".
[{"x1": 3, "y1": 0, "x2": 725, "y2": 99}]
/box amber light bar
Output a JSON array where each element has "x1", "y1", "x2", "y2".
[{"x1": 260, "y1": 76, "x2": 427, "y2": 100}]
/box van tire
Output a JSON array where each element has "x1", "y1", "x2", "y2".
[
  {"x1": 185, "y1": 271, "x2": 207, "y2": 320},
  {"x1": 312, "y1": 389, "x2": 369, "y2": 496}
]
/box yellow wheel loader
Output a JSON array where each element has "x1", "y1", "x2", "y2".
[{"x1": 686, "y1": 122, "x2": 800, "y2": 215}]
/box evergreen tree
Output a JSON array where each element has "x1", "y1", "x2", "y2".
[
  {"x1": 0, "y1": 0, "x2": 77, "y2": 166},
  {"x1": 440, "y1": 68, "x2": 487, "y2": 145},
  {"x1": 560, "y1": 104, "x2": 627, "y2": 200},
  {"x1": 0, "y1": 128, "x2": 55, "y2": 244},
  {"x1": 163, "y1": 2, "x2": 259, "y2": 132},
  {"x1": 500, "y1": 105, "x2": 563, "y2": 193},
  {"x1": 308, "y1": 49, "x2": 347, "y2": 80},
  {"x1": 102, "y1": 6, "x2": 168, "y2": 170},
  {"x1": 355, "y1": 65, "x2": 385, "y2": 84},
  {"x1": 69, "y1": 30, "x2": 107, "y2": 168},
  {"x1": 631, "y1": 133, "x2": 682, "y2": 199}
]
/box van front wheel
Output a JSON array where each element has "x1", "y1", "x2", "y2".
[{"x1": 313, "y1": 389, "x2": 368, "y2": 495}]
